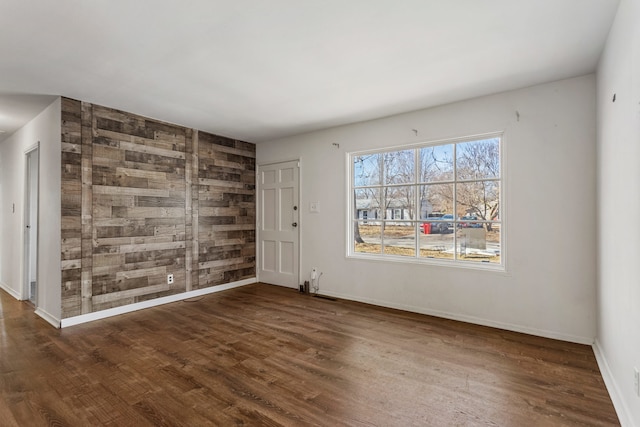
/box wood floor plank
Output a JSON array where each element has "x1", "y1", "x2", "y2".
[{"x1": 0, "y1": 283, "x2": 619, "y2": 426}]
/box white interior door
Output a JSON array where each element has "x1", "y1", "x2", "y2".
[
  {"x1": 258, "y1": 160, "x2": 299, "y2": 288},
  {"x1": 24, "y1": 146, "x2": 39, "y2": 304}
]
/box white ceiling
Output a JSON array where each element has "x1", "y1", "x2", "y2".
[{"x1": 0, "y1": 0, "x2": 619, "y2": 143}]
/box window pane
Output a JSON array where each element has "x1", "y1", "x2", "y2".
[
  {"x1": 354, "y1": 188, "x2": 380, "y2": 220},
  {"x1": 382, "y1": 222, "x2": 416, "y2": 257},
  {"x1": 349, "y1": 135, "x2": 502, "y2": 268},
  {"x1": 456, "y1": 138, "x2": 500, "y2": 180},
  {"x1": 455, "y1": 180, "x2": 500, "y2": 222},
  {"x1": 354, "y1": 153, "x2": 382, "y2": 186},
  {"x1": 384, "y1": 186, "x2": 415, "y2": 220},
  {"x1": 420, "y1": 144, "x2": 453, "y2": 182},
  {"x1": 457, "y1": 223, "x2": 501, "y2": 264},
  {"x1": 419, "y1": 223, "x2": 454, "y2": 260},
  {"x1": 354, "y1": 221, "x2": 382, "y2": 254},
  {"x1": 419, "y1": 183, "x2": 453, "y2": 220},
  {"x1": 383, "y1": 150, "x2": 415, "y2": 185}
]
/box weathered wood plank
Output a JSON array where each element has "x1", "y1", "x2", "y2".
[
  {"x1": 81, "y1": 101, "x2": 94, "y2": 314},
  {"x1": 93, "y1": 144, "x2": 125, "y2": 162},
  {"x1": 94, "y1": 235, "x2": 179, "y2": 248},
  {"x1": 114, "y1": 167, "x2": 167, "y2": 180},
  {"x1": 135, "y1": 196, "x2": 185, "y2": 208},
  {"x1": 116, "y1": 266, "x2": 167, "y2": 281},
  {"x1": 110, "y1": 206, "x2": 184, "y2": 219},
  {"x1": 118, "y1": 241, "x2": 186, "y2": 254},
  {"x1": 118, "y1": 140, "x2": 186, "y2": 160},
  {"x1": 93, "y1": 195, "x2": 135, "y2": 208},
  {"x1": 62, "y1": 260, "x2": 81, "y2": 270},
  {"x1": 94, "y1": 128, "x2": 186, "y2": 153},
  {"x1": 93, "y1": 253, "x2": 126, "y2": 267},
  {"x1": 199, "y1": 136, "x2": 256, "y2": 158},
  {"x1": 198, "y1": 178, "x2": 247, "y2": 189},
  {"x1": 119, "y1": 259, "x2": 182, "y2": 274},
  {"x1": 200, "y1": 186, "x2": 254, "y2": 196},
  {"x1": 199, "y1": 207, "x2": 243, "y2": 217},
  {"x1": 198, "y1": 224, "x2": 255, "y2": 232},
  {"x1": 91, "y1": 283, "x2": 177, "y2": 305},
  {"x1": 93, "y1": 218, "x2": 145, "y2": 227},
  {"x1": 198, "y1": 257, "x2": 247, "y2": 270},
  {"x1": 93, "y1": 185, "x2": 170, "y2": 198},
  {"x1": 62, "y1": 142, "x2": 81, "y2": 154}
]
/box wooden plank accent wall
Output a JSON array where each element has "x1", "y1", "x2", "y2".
[
  {"x1": 197, "y1": 132, "x2": 256, "y2": 289},
  {"x1": 60, "y1": 98, "x2": 256, "y2": 318}
]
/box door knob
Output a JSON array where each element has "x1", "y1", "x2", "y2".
[{"x1": 292, "y1": 222, "x2": 298, "y2": 227}]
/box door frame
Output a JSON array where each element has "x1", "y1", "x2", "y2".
[
  {"x1": 23, "y1": 142, "x2": 39, "y2": 304},
  {"x1": 256, "y1": 159, "x2": 301, "y2": 288}
]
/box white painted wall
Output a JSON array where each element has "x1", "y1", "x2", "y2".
[
  {"x1": 258, "y1": 75, "x2": 597, "y2": 344},
  {"x1": 0, "y1": 98, "x2": 61, "y2": 325},
  {"x1": 596, "y1": 0, "x2": 640, "y2": 424}
]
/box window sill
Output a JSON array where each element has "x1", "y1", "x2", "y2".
[{"x1": 346, "y1": 252, "x2": 506, "y2": 273}]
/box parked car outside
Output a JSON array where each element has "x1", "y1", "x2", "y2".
[
  {"x1": 422, "y1": 214, "x2": 454, "y2": 234},
  {"x1": 459, "y1": 215, "x2": 483, "y2": 228}
]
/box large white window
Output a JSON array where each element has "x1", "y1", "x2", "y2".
[{"x1": 349, "y1": 134, "x2": 503, "y2": 269}]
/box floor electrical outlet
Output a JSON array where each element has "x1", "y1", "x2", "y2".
[{"x1": 167, "y1": 274, "x2": 174, "y2": 285}]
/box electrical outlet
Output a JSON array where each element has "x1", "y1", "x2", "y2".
[
  {"x1": 167, "y1": 274, "x2": 174, "y2": 285},
  {"x1": 634, "y1": 367, "x2": 639, "y2": 397}
]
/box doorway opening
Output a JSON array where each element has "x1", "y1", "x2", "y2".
[{"x1": 24, "y1": 144, "x2": 39, "y2": 305}]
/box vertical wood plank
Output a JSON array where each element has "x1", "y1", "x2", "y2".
[
  {"x1": 61, "y1": 97, "x2": 83, "y2": 317},
  {"x1": 81, "y1": 102, "x2": 93, "y2": 314},
  {"x1": 192, "y1": 131, "x2": 200, "y2": 290},
  {"x1": 185, "y1": 129, "x2": 193, "y2": 292}
]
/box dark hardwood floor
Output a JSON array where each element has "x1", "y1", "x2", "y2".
[{"x1": 0, "y1": 283, "x2": 619, "y2": 426}]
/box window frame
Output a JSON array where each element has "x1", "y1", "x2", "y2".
[{"x1": 347, "y1": 132, "x2": 505, "y2": 271}]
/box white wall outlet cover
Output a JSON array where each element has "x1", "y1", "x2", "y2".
[
  {"x1": 310, "y1": 201, "x2": 320, "y2": 213},
  {"x1": 167, "y1": 274, "x2": 174, "y2": 284}
]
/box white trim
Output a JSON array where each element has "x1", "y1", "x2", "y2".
[
  {"x1": 318, "y1": 288, "x2": 594, "y2": 345},
  {"x1": 35, "y1": 307, "x2": 60, "y2": 328},
  {"x1": 0, "y1": 281, "x2": 23, "y2": 300},
  {"x1": 349, "y1": 131, "x2": 505, "y2": 158},
  {"x1": 257, "y1": 158, "x2": 301, "y2": 168},
  {"x1": 24, "y1": 141, "x2": 40, "y2": 154},
  {"x1": 593, "y1": 339, "x2": 633, "y2": 427},
  {"x1": 347, "y1": 252, "x2": 508, "y2": 274},
  {"x1": 60, "y1": 278, "x2": 256, "y2": 328}
]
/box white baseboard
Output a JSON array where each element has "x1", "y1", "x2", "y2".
[
  {"x1": 593, "y1": 339, "x2": 634, "y2": 427},
  {"x1": 318, "y1": 289, "x2": 595, "y2": 345},
  {"x1": 35, "y1": 307, "x2": 61, "y2": 328},
  {"x1": 60, "y1": 277, "x2": 257, "y2": 328},
  {"x1": 0, "y1": 281, "x2": 23, "y2": 300}
]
